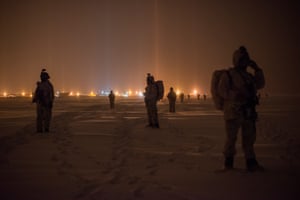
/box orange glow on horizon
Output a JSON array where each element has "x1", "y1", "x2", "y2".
[
  {"x1": 193, "y1": 89, "x2": 197, "y2": 96},
  {"x1": 89, "y1": 91, "x2": 96, "y2": 96}
]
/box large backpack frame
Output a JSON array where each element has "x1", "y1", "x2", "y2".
[
  {"x1": 210, "y1": 69, "x2": 232, "y2": 110},
  {"x1": 155, "y1": 80, "x2": 164, "y2": 101}
]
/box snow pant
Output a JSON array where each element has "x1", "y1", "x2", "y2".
[
  {"x1": 169, "y1": 101, "x2": 176, "y2": 112},
  {"x1": 109, "y1": 100, "x2": 115, "y2": 109},
  {"x1": 145, "y1": 100, "x2": 159, "y2": 126},
  {"x1": 36, "y1": 103, "x2": 52, "y2": 132},
  {"x1": 223, "y1": 118, "x2": 256, "y2": 160}
]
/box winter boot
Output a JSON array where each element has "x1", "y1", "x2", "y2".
[
  {"x1": 153, "y1": 123, "x2": 160, "y2": 128},
  {"x1": 246, "y1": 158, "x2": 264, "y2": 172}
]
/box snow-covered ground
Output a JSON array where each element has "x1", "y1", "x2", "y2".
[{"x1": 0, "y1": 96, "x2": 299, "y2": 200}]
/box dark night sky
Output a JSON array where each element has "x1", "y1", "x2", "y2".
[{"x1": 0, "y1": 0, "x2": 299, "y2": 95}]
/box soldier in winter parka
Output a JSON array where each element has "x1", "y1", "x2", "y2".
[{"x1": 218, "y1": 46, "x2": 265, "y2": 172}]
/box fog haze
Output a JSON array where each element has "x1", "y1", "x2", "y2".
[{"x1": 0, "y1": 0, "x2": 299, "y2": 95}]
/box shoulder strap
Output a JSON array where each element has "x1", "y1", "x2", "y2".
[{"x1": 235, "y1": 69, "x2": 252, "y2": 85}]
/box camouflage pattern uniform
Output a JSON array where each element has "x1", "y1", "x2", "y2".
[
  {"x1": 167, "y1": 87, "x2": 177, "y2": 112},
  {"x1": 144, "y1": 74, "x2": 159, "y2": 128},
  {"x1": 218, "y1": 46, "x2": 265, "y2": 171},
  {"x1": 33, "y1": 70, "x2": 54, "y2": 133}
]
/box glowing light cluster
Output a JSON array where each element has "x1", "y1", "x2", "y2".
[
  {"x1": 193, "y1": 89, "x2": 198, "y2": 96},
  {"x1": 89, "y1": 91, "x2": 96, "y2": 97},
  {"x1": 135, "y1": 91, "x2": 144, "y2": 97},
  {"x1": 0, "y1": 87, "x2": 206, "y2": 98},
  {"x1": 1, "y1": 91, "x2": 33, "y2": 98}
]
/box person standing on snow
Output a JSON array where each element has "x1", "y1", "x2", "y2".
[
  {"x1": 33, "y1": 69, "x2": 54, "y2": 133},
  {"x1": 167, "y1": 87, "x2": 177, "y2": 113},
  {"x1": 218, "y1": 46, "x2": 265, "y2": 172},
  {"x1": 144, "y1": 73, "x2": 160, "y2": 128}
]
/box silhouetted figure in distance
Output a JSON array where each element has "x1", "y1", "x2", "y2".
[
  {"x1": 179, "y1": 93, "x2": 184, "y2": 103},
  {"x1": 108, "y1": 90, "x2": 115, "y2": 109},
  {"x1": 144, "y1": 73, "x2": 160, "y2": 128},
  {"x1": 187, "y1": 94, "x2": 190, "y2": 101},
  {"x1": 33, "y1": 69, "x2": 54, "y2": 133},
  {"x1": 167, "y1": 87, "x2": 177, "y2": 112}
]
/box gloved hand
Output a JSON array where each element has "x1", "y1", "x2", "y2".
[{"x1": 248, "y1": 60, "x2": 260, "y2": 71}]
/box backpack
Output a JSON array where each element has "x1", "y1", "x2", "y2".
[
  {"x1": 155, "y1": 80, "x2": 164, "y2": 100},
  {"x1": 210, "y1": 69, "x2": 231, "y2": 110}
]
